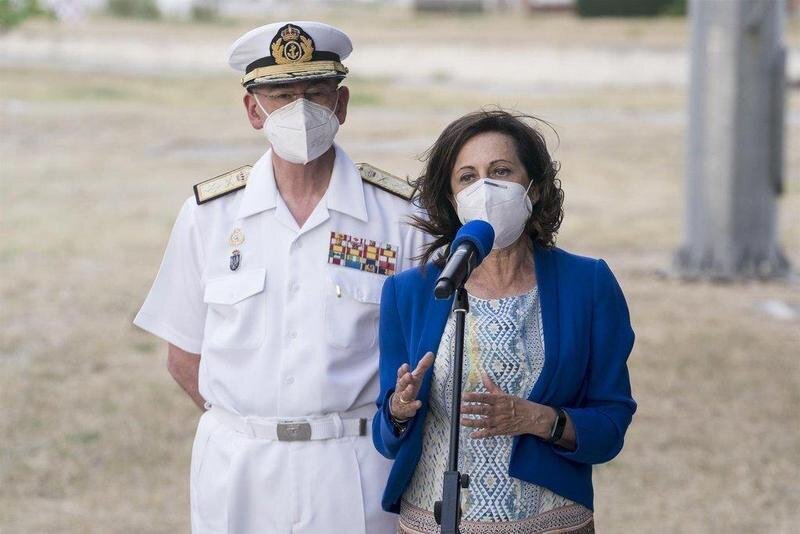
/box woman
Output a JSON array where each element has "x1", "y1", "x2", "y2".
[{"x1": 372, "y1": 110, "x2": 636, "y2": 533}]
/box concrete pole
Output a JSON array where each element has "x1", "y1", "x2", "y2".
[{"x1": 675, "y1": 0, "x2": 791, "y2": 280}]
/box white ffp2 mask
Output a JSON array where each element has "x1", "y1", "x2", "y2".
[
  {"x1": 455, "y1": 178, "x2": 533, "y2": 250},
  {"x1": 257, "y1": 97, "x2": 340, "y2": 165}
]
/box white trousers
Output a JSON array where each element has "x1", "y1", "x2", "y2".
[{"x1": 189, "y1": 410, "x2": 397, "y2": 534}]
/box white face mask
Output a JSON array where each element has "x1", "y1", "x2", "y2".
[
  {"x1": 256, "y1": 96, "x2": 340, "y2": 165},
  {"x1": 455, "y1": 178, "x2": 533, "y2": 250}
]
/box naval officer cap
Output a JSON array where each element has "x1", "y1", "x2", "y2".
[{"x1": 229, "y1": 21, "x2": 352, "y2": 88}]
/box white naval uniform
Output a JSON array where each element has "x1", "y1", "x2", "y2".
[{"x1": 134, "y1": 145, "x2": 426, "y2": 533}]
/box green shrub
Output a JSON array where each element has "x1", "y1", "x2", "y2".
[
  {"x1": 660, "y1": 0, "x2": 687, "y2": 16},
  {"x1": 0, "y1": 0, "x2": 43, "y2": 30},
  {"x1": 576, "y1": 0, "x2": 686, "y2": 17},
  {"x1": 106, "y1": 0, "x2": 160, "y2": 20},
  {"x1": 191, "y1": 3, "x2": 219, "y2": 23}
]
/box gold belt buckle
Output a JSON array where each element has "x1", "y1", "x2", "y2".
[{"x1": 276, "y1": 421, "x2": 312, "y2": 441}]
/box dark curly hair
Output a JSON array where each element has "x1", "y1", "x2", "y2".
[{"x1": 411, "y1": 109, "x2": 564, "y2": 266}]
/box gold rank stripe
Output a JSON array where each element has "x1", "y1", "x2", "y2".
[
  {"x1": 356, "y1": 162, "x2": 417, "y2": 201},
  {"x1": 194, "y1": 166, "x2": 251, "y2": 205},
  {"x1": 241, "y1": 61, "x2": 348, "y2": 85}
]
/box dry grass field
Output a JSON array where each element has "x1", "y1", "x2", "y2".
[{"x1": 1, "y1": 7, "x2": 799, "y2": 533}]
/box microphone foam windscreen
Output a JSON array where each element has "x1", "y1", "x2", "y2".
[{"x1": 451, "y1": 220, "x2": 495, "y2": 264}]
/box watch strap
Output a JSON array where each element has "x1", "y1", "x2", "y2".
[
  {"x1": 546, "y1": 407, "x2": 567, "y2": 444},
  {"x1": 388, "y1": 393, "x2": 411, "y2": 436},
  {"x1": 389, "y1": 413, "x2": 410, "y2": 436}
]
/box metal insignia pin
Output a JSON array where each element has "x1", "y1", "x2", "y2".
[
  {"x1": 230, "y1": 249, "x2": 241, "y2": 271},
  {"x1": 229, "y1": 228, "x2": 245, "y2": 247}
]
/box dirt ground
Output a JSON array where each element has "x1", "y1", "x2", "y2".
[{"x1": 1, "y1": 7, "x2": 799, "y2": 533}]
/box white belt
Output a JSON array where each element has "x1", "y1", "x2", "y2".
[{"x1": 207, "y1": 404, "x2": 368, "y2": 441}]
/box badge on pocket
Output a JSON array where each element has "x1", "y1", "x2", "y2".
[{"x1": 230, "y1": 249, "x2": 241, "y2": 271}]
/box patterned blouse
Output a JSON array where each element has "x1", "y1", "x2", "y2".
[{"x1": 399, "y1": 288, "x2": 594, "y2": 533}]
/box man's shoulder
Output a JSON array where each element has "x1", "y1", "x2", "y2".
[
  {"x1": 179, "y1": 167, "x2": 250, "y2": 226},
  {"x1": 356, "y1": 162, "x2": 417, "y2": 204},
  {"x1": 193, "y1": 165, "x2": 251, "y2": 205}
]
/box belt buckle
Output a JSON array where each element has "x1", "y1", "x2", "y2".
[{"x1": 276, "y1": 421, "x2": 312, "y2": 441}]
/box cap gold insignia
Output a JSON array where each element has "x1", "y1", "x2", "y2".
[
  {"x1": 229, "y1": 228, "x2": 245, "y2": 247},
  {"x1": 271, "y1": 24, "x2": 314, "y2": 65}
]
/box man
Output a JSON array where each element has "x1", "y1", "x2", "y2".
[{"x1": 134, "y1": 21, "x2": 425, "y2": 533}]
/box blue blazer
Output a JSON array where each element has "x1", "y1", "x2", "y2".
[{"x1": 372, "y1": 246, "x2": 636, "y2": 513}]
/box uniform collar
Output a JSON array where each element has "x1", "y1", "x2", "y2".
[
  {"x1": 236, "y1": 150, "x2": 277, "y2": 220},
  {"x1": 235, "y1": 144, "x2": 367, "y2": 222},
  {"x1": 326, "y1": 144, "x2": 368, "y2": 222}
]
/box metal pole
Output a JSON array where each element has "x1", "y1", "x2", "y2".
[
  {"x1": 675, "y1": 0, "x2": 791, "y2": 280},
  {"x1": 435, "y1": 286, "x2": 470, "y2": 533}
]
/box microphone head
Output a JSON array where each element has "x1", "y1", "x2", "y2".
[{"x1": 451, "y1": 220, "x2": 495, "y2": 264}]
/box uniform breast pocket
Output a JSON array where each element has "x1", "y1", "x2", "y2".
[
  {"x1": 323, "y1": 268, "x2": 385, "y2": 352},
  {"x1": 203, "y1": 268, "x2": 267, "y2": 350}
]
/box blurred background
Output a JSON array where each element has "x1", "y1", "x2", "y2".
[{"x1": 1, "y1": 0, "x2": 798, "y2": 532}]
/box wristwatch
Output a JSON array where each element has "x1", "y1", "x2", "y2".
[
  {"x1": 388, "y1": 393, "x2": 411, "y2": 435},
  {"x1": 390, "y1": 412, "x2": 410, "y2": 436},
  {"x1": 546, "y1": 407, "x2": 567, "y2": 444}
]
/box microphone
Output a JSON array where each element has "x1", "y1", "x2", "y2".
[{"x1": 434, "y1": 220, "x2": 495, "y2": 300}]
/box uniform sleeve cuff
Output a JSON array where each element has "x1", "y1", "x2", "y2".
[{"x1": 133, "y1": 312, "x2": 203, "y2": 355}]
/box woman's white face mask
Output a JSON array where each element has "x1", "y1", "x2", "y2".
[
  {"x1": 255, "y1": 95, "x2": 340, "y2": 165},
  {"x1": 455, "y1": 178, "x2": 534, "y2": 250}
]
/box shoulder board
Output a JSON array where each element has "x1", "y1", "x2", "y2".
[
  {"x1": 356, "y1": 162, "x2": 417, "y2": 201},
  {"x1": 193, "y1": 165, "x2": 251, "y2": 205}
]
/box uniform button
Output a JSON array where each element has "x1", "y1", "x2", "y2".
[
  {"x1": 290, "y1": 331, "x2": 298, "y2": 339},
  {"x1": 284, "y1": 376, "x2": 295, "y2": 385},
  {"x1": 294, "y1": 240, "x2": 303, "y2": 249},
  {"x1": 290, "y1": 283, "x2": 300, "y2": 293}
]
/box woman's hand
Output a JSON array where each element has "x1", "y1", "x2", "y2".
[
  {"x1": 389, "y1": 352, "x2": 435, "y2": 421},
  {"x1": 461, "y1": 372, "x2": 556, "y2": 439}
]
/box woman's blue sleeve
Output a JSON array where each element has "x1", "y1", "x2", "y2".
[
  {"x1": 553, "y1": 259, "x2": 637, "y2": 464},
  {"x1": 372, "y1": 275, "x2": 413, "y2": 459}
]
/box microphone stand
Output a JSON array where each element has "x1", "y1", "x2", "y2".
[{"x1": 434, "y1": 285, "x2": 470, "y2": 533}]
